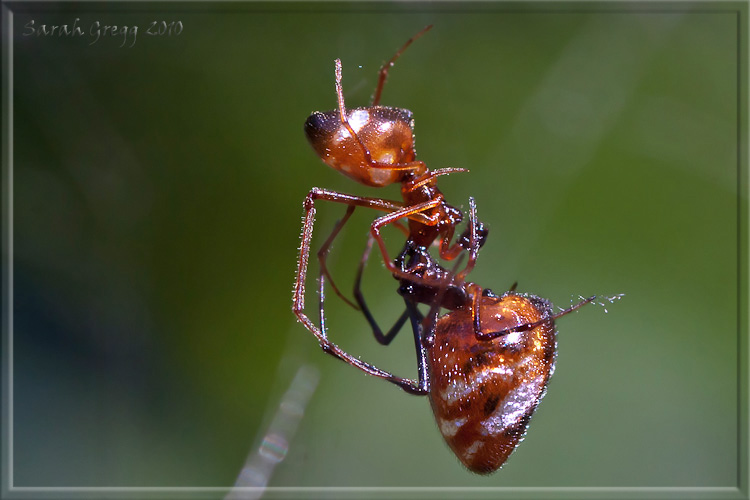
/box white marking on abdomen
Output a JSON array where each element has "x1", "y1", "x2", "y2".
[
  {"x1": 481, "y1": 373, "x2": 544, "y2": 436},
  {"x1": 438, "y1": 416, "x2": 468, "y2": 437},
  {"x1": 462, "y1": 440, "x2": 483, "y2": 461}
]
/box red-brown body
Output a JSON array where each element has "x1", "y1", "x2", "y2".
[
  {"x1": 305, "y1": 106, "x2": 417, "y2": 188},
  {"x1": 428, "y1": 292, "x2": 556, "y2": 474},
  {"x1": 293, "y1": 27, "x2": 605, "y2": 475}
]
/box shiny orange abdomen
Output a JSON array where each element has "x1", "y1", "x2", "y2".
[
  {"x1": 304, "y1": 106, "x2": 416, "y2": 187},
  {"x1": 428, "y1": 293, "x2": 557, "y2": 474}
]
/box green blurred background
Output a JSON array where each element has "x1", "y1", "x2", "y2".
[{"x1": 7, "y1": 2, "x2": 745, "y2": 494}]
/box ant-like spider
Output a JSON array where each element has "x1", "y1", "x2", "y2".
[{"x1": 292, "y1": 27, "x2": 617, "y2": 473}]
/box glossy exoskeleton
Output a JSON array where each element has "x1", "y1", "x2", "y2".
[{"x1": 292, "y1": 27, "x2": 609, "y2": 473}]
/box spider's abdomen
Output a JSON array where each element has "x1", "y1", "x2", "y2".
[{"x1": 427, "y1": 293, "x2": 557, "y2": 474}]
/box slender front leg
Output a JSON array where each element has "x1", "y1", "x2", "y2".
[
  {"x1": 317, "y1": 204, "x2": 359, "y2": 310},
  {"x1": 475, "y1": 295, "x2": 603, "y2": 341},
  {"x1": 404, "y1": 299, "x2": 430, "y2": 394},
  {"x1": 352, "y1": 233, "x2": 410, "y2": 345},
  {"x1": 371, "y1": 25, "x2": 433, "y2": 106},
  {"x1": 316, "y1": 269, "x2": 428, "y2": 395},
  {"x1": 292, "y1": 188, "x2": 428, "y2": 395},
  {"x1": 293, "y1": 186, "x2": 434, "y2": 314}
]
